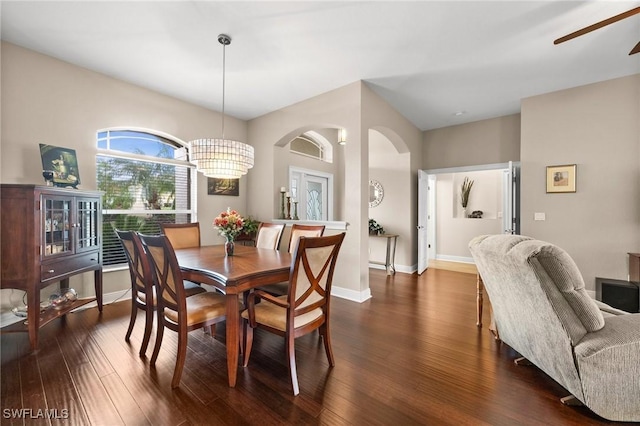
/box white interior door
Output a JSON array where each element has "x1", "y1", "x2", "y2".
[
  {"x1": 502, "y1": 161, "x2": 520, "y2": 234},
  {"x1": 418, "y1": 171, "x2": 435, "y2": 274}
]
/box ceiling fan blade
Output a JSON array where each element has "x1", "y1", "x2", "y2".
[
  {"x1": 554, "y1": 6, "x2": 640, "y2": 45},
  {"x1": 630, "y1": 41, "x2": 640, "y2": 55}
]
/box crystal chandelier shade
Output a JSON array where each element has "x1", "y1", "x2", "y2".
[{"x1": 189, "y1": 34, "x2": 254, "y2": 179}]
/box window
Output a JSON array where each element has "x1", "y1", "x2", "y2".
[
  {"x1": 97, "y1": 129, "x2": 196, "y2": 267},
  {"x1": 290, "y1": 167, "x2": 333, "y2": 221},
  {"x1": 289, "y1": 131, "x2": 333, "y2": 163}
]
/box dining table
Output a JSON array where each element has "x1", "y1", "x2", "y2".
[{"x1": 174, "y1": 244, "x2": 292, "y2": 387}]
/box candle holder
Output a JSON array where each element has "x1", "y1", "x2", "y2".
[
  {"x1": 293, "y1": 201, "x2": 299, "y2": 220},
  {"x1": 279, "y1": 190, "x2": 286, "y2": 219},
  {"x1": 286, "y1": 196, "x2": 292, "y2": 220}
]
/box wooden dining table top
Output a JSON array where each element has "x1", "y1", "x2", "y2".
[{"x1": 174, "y1": 244, "x2": 292, "y2": 294}]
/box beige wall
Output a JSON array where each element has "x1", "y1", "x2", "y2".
[
  {"x1": 435, "y1": 171, "x2": 504, "y2": 260},
  {"x1": 520, "y1": 74, "x2": 640, "y2": 291},
  {"x1": 247, "y1": 82, "x2": 422, "y2": 298},
  {"x1": 368, "y1": 129, "x2": 412, "y2": 270},
  {"x1": 423, "y1": 114, "x2": 521, "y2": 169},
  {"x1": 0, "y1": 42, "x2": 249, "y2": 301},
  {"x1": 361, "y1": 83, "x2": 423, "y2": 270}
]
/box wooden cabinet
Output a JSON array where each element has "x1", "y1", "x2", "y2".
[{"x1": 1, "y1": 184, "x2": 103, "y2": 350}]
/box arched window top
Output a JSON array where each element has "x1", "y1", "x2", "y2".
[
  {"x1": 289, "y1": 130, "x2": 333, "y2": 163},
  {"x1": 97, "y1": 129, "x2": 188, "y2": 161}
]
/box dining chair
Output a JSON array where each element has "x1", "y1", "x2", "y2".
[
  {"x1": 139, "y1": 233, "x2": 228, "y2": 388},
  {"x1": 160, "y1": 222, "x2": 201, "y2": 249},
  {"x1": 242, "y1": 232, "x2": 346, "y2": 395},
  {"x1": 255, "y1": 222, "x2": 286, "y2": 250},
  {"x1": 115, "y1": 230, "x2": 206, "y2": 358},
  {"x1": 258, "y1": 224, "x2": 326, "y2": 296}
]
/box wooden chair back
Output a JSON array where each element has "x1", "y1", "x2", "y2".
[
  {"x1": 114, "y1": 229, "x2": 155, "y2": 356},
  {"x1": 288, "y1": 233, "x2": 344, "y2": 320},
  {"x1": 288, "y1": 224, "x2": 325, "y2": 253},
  {"x1": 138, "y1": 233, "x2": 186, "y2": 316},
  {"x1": 255, "y1": 222, "x2": 285, "y2": 250},
  {"x1": 242, "y1": 232, "x2": 346, "y2": 395},
  {"x1": 160, "y1": 222, "x2": 201, "y2": 249},
  {"x1": 139, "y1": 233, "x2": 226, "y2": 388}
]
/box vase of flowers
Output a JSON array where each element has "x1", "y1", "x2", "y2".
[{"x1": 213, "y1": 208, "x2": 245, "y2": 256}]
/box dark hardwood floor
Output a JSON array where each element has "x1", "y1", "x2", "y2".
[{"x1": 1, "y1": 268, "x2": 631, "y2": 425}]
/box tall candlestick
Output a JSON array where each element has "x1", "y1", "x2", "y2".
[
  {"x1": 293, "y1": 201, "x2": 299, "y2": 220},
  {"x1": 279, "y1": 191, "x2": 286, "y2": 219},
  {"x1": 286, "y1": 196, "x2": 292, "y2": 220}
]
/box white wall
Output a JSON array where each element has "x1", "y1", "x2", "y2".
[{"x1": 520, "y1": 74, "x2": 640, "y2": 290}]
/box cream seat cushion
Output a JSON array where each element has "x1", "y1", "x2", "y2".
[
  {"x1": 164, "y1": 292, "x2": 226, "y2": 326},
  {"x1": 241, "y1": 295, "x2": 323, "y2": 331}
]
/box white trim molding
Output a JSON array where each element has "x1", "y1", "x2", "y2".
[{"x1": 331, "y1": 285, "x2": 372, "y2": 303}]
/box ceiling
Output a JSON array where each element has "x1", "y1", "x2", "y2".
[{"x1": 1, "y1": 1, "x2": 639, "y2": 131}]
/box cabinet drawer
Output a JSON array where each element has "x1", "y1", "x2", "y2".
[{"x1": 41, "y1": 252, "x2": 100, "y2": 282}]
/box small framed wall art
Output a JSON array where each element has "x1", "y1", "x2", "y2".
[
  {"x1": 546, "y1": 164, "x2": 576, "y2": 193},
  {"x1": 207, "y1": 178, "x2": 239, "y2": 196},
  {"x1": 39, "y1": 144, "x2": 81, "y2": 188}
]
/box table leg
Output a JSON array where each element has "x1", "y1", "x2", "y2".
[
  {"x1": 226, "y1": 293, "x2": 240, "y2": 387},
  {"x1": 476, "y1": 274, "x2": 483, "y2": 327},
  {"x1": 385, "y1": 238, "x2": 392, "y2": 275},
  {"x1": 390, "y1": 236, "x2": 397, "y2": 275}
]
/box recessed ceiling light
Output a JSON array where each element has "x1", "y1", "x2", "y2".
[{"x1": 453, "y1": 111, "x2": 467, "y2": 116}]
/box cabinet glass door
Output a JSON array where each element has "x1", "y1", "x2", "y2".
[
  {"x1": 43, "y1": 197, "x2": 72, "y2": 257},
  {"x1": 77, "y1": 198, "x2": 100, "y2": 252}
]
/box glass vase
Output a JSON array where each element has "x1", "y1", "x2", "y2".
[{"x1": 225, "y1": 235, "x2": 235, "y2": 256}]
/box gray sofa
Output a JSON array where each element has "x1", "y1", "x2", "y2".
[{"x1": 469, "y1": 234, "x2": 640, "y2": 422}]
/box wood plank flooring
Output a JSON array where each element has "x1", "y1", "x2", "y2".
[{"x1": 1, "y1": 268, "x2": 630, "y2": 425}]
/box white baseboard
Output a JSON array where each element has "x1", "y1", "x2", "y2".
[
  {"x1": 331, "y1": 285, "x2": 372, "y2": 303},
  {"x1": 368, "y1": 263, "x2": 416, "y2": 274},
  {"x1": 435, "y1": 254, "x2": 475, "y2": 264}
]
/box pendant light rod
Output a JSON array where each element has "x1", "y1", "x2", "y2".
[{"x1": 218, "y1": 34, "x2": 231, "y2": 140}]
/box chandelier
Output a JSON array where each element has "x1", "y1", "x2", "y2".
[{"x1": 190, "y1": 34, "x2": 254, "y2": 179}]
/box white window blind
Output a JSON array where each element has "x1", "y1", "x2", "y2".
[{"x1": 96, "y1": 130, "x2": 196, "y2": 266}]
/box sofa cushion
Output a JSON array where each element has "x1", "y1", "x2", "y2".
[{"x1": 529, "y1": 244, "x2": 605, "y2": 332}]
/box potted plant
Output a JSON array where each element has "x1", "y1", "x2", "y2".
[
  {"x1": 369, "y1": 219, "x2": 385, "y2": 235},
  {"x1": 236, "y1": 216, "x2": 260, "y2": 243},
  {"x1": 460, "y1": 177, "x2": 474, "y2": 217}
]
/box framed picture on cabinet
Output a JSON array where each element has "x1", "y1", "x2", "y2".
[
  {"x1": 546, "y1": 164, "x2": 576, "y2": 193},
  {"x1": 39, "y1": 144, "x2": 81, "y2": 188},
  {"x1": 207, "y1": 178, "x2": 239, "y2": 196}
]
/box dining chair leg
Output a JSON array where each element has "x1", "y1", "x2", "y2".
[
  {"x1": 286, "y1": 333, "x2": 300, "y2": 396},
  {"x1": 150, "y1": 317, "x2": 164, "y2": 366},
  {"x1": 139, "y1": 306, "x2": 154, "y2": 357},
  {"x1": 172, "y1": 327, "x2": 188, "y2": 388},
  {"x1": 319, "y1": 323, "x2": 335, "y2": 366},
  {"x1": 242, "y1": 321, "x2": 253, "y2": 367},
  {"x1": 125, "y1": 301, "x2": 138, "y2": 342}
]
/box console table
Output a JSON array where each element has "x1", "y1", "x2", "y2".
[{"x1": 369, "y1": 233, "x2": 398, "y2": 275}]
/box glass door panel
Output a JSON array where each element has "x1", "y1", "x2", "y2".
[
  {"x1": 77, "y1": 199, "x2": 100, "y2": 251},
  {"x1": 43, "y1": 197, "x2": 72, "y2": 257}
]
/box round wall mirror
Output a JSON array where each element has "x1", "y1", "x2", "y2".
[{"x1": 369, "y1": 180, "x2": 384, "y2": 208}]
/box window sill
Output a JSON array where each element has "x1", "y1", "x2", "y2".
[{"x1": 272, "y1": 219, "x2": 349, "y2": 231}]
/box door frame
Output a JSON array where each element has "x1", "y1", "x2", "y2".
[{"x1": 418, "y1": 162, "x2": 520, "y2": 272}]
